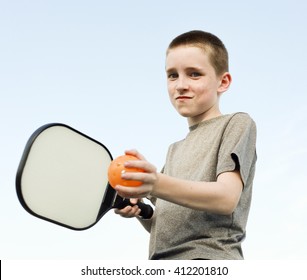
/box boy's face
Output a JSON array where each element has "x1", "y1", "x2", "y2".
[{"x1": 166, "y1": 46, "x2": 229, "y2": 126}]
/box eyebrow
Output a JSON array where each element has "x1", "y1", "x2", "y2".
[
  {"x1": 165, "y1": 67, "x2": 176, "y2": 73},
  {"x1": 166, "y1": 66, "x2": 203, "y2": 73}
]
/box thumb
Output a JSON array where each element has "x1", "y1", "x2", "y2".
[{"x1": 130, "y1": 198, "x2": 139, "y2": 205}]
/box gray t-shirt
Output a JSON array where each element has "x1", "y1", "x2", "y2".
[{"x1": 149, "y1": 113, "x2": 257, "y2": 260}]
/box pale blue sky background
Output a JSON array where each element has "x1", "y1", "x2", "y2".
[{"x1": 1, "y1": 0, "x2": 307, "y2": 260}]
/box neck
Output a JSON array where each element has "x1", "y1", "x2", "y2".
[{"x1": 187, "y1": 107, "x2": 222, "y2": 127}]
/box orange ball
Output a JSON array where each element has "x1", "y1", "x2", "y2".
[{"x1": 107, "y1": 155, "x2": 144, "y2": 188}]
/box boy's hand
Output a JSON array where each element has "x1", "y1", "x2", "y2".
[
  {"x1": 114, "y1": 198, "x2": 141, "y2": 218},
  {"x1": 114, "y1": 149, "x2": 158, "y2": 199}
]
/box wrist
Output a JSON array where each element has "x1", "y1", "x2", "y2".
[{"x1": 150, "y1": 172, "x2": 163, "y2": 198}]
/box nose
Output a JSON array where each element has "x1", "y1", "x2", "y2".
[{"x1": 175, "y1": 76, "x2": 189, "y2": 93}]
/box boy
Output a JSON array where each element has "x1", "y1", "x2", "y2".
[{"x1": 114, "y1": 30, "x2": 257, "y2": 260}]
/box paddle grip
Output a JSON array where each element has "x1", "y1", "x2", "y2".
[{"x1": 116, "y1": 198, "x2": 154, "y2": 219}]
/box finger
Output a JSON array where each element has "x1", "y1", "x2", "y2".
[
  {"x1": 114, "y1": 205, "x2": 140, "y2": 218},
  {"x1": 115, "y1": 185, "x2": 147, "y2": 199},
  {"x1": 123, "y1": 160, "x2": 156, "y2": 174},
  {"x1": 114, "y1": 206, "x2": 131, "y2": 215},
  {"x1": 135, "y1": 208, "x2": 142, "y2": 216},
  {"x1": 121, "y1": 170, "x2": 155, "y2": 185},
  {"x1": 125, "y1": 149, "x2": 146, "y2": 161},
  {"x1": 114, "y1": 205, "x2": 132, "y2": 215}
]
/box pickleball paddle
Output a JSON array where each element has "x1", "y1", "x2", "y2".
[{"x1": 16, "y1": 123, "x2": 153, "y2": 230}]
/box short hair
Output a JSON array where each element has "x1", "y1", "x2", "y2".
[{"x1": 167, "y1": 30, "x2": 229, "y2": 76}]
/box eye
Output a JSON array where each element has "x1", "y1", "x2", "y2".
[
  {"x1": 190, "y1": 72, "x2": 201, "y2": 78},
  {"x1": 167, "y1": 72, "x2": 178, "y2": 80}
]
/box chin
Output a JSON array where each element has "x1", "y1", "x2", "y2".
[
  {"x1": 177, "y1": 111, "x2": 192, "y2": 118},
  {"x1": 175, "y1": 107, "x2": 190, "y2": 117}
]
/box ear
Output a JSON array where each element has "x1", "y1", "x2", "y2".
[{"x1": 217, "y1": 72, "x2": 232, "y2": 94}]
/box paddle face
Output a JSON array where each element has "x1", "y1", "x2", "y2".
[{"x1": 16, "y1": 123, "x2": 115, "y2": 230}]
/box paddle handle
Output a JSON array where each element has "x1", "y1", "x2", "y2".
[{"x1": 115, "y1": 197, "x2": 154, "y2": 219}]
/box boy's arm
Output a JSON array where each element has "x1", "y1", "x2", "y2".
[
  {"x1": 153, "y1": 171, "x2": 242, "y2": 215},
  {"x1": 115, "y1": 150, "x2": 243, "y2": 215},
  {"x1": 117, "y1": 171, "x2": 242, "y2": 215}
]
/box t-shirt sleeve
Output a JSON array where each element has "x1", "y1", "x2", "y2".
[{"x1": 216, "y1": 113, "x2": 257, "y2": 186}]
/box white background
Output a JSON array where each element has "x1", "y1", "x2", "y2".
[{"x1": 1, "y1": 0, "x2": 307, "y2": 260}]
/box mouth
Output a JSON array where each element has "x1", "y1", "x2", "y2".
[{"x1": 175, "y1": 96, "x2": 193, "y2": 100}]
